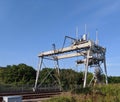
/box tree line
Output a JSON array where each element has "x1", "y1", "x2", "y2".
[
  {"x1": 0, "y1": 64, "x2": 36, "y2": 85},
  {"x1": 0, "y1": 63, "x2": 120, "y2": 89}
]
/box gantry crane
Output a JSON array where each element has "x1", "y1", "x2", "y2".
[{"x1": 33, "y1": 33, "x2": 108, "y2": 91}]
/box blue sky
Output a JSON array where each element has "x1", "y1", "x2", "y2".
[{"x1": 0, "y1": 0, "x2": 120, "y2": 76}]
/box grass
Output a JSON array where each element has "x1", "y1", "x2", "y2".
[
  {"x1": 43, "y1": 84, "x2": 120, "y2": 102},
  {"x1": 43, "y1": 96, "x2": 76, "y2": 102}
]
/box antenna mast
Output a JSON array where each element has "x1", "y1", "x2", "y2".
[
  {"x1": 85, "y1": 24, "x2": 87, "y2": 34},
  {"x1": 96, "y1": 29, "x2": 98, "y2": 45},
  {"x1": 76, "y1": 26, "x2": 79, "y2": 40}
]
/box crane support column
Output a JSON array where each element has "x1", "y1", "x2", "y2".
[
  {"x1": 34, "y1": 57, "x2": 43, "y2": 91},
  {"x1": 83, "y1": 50, "x2": 90, "y2": 88}
]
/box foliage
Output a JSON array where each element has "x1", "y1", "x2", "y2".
[
  {"x1": 45, "y1": 84, "x2": 120, "y2": 102},
  {"x1": 0, "y1": 64, "x2": 36, "y2": 85},
  {"x1": 0, "y1": 68, "x2": 5, "y2": 83},
  {"x1": 38, "y1": 68, "x2": 120, "y2": 90},
  {"x1": 0, "y1": 66, "x2": 120, "y2": 90},
  {"x1": 71, "y1": 87, "x2": 92, "y2": 94},
  {"x1": 37, "y1": 68, "x2": 56, "y2": 86},
  {"x1": 108, "y1": 76, "x2": 120, "y2": 83},
  {"x1": 43, "y1": 96, "x2": 76, "y2": 102},
  {"x1": 36, "y1": 68, "x2": 91, "y2": 90},
  {"x1": 60, "y1": 69, "x2": 80, "y2": 90},
  {"x1": 1, "y1": 65, "x2": 120, "y2": 101}
]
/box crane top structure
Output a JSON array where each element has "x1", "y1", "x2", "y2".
[{"x1": 34, "y1": 31, "x2": 108, "y2": 91}]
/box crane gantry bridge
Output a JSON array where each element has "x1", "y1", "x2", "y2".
[{"x1": 33, "y1": 32, "x2": 108, "y2": 91}]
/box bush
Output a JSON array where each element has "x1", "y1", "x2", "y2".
[
  {"x1": 45, "y1": 84, "x2": 120, "y2": 102},
  {"x1": 71, "y1": 87, "x2": 92, "y2": 94},
  {"x1": 44, "y1": 96, "x2": 76, "y2": 102}
]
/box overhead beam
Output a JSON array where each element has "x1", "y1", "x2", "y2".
[
  {"x1": 38, "y1": 40, "x2": 93, "y2": 57},
  {"x1": 57, "y1": 51, "x2": 87, "y2": 59}
]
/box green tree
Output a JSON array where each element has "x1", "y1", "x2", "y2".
[{"x1": 1, "y1": 64, "x2": 36, "y2": 85}]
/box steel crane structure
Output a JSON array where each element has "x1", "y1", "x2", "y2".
[{"x1": 33, "y1": 34, "x2": 108, "y2": 91}]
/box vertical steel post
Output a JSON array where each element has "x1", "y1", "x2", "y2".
[
  {"x1": 103, "y1": 54, "x2": 108, "y2": 84},
  {"x1": 34, "y1": 57, "x2": 43, "y2": 91},
  {"x1": 54, "y1": 59, "x2": 61, "y2": 91},
  {"x1": 83, "y1": 50, "x2": 90, "y2": 88}
]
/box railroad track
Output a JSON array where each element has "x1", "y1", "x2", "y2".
[{"x1": 0, "y1": 91, "x2": 61, "y2": 101}]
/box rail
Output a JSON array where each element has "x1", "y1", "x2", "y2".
[{"x1": 0, "y1": 90, "x2": 61, "y2": 101}]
